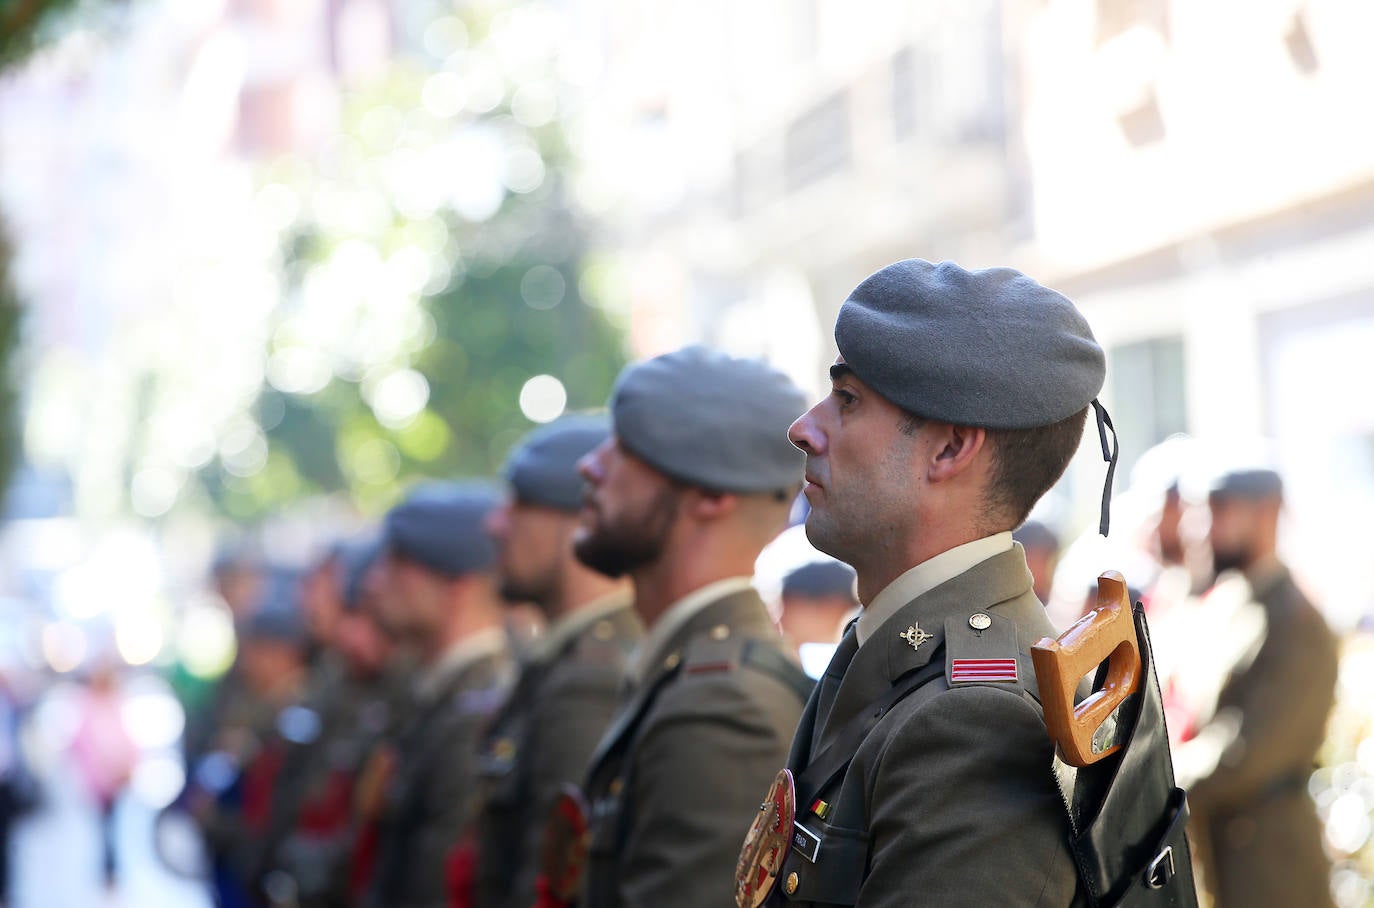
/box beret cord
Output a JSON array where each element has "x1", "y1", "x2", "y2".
[{"x1": 1092, "y1": 399, "x2": 1119, "y2": 537}]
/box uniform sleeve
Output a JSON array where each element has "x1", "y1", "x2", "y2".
[
  {"x1": 618, "y1": 675, "x2": 798, "y2": 908},
  {"x1": 860, "y1": 685, "x2": 1077, "y2": 908},
  {"x1": 513, "y1": 664, "x2": 622, "y2": 908},
  {"x1": 1176, "y1": 606, "x2": 1338, "y2": 814}
]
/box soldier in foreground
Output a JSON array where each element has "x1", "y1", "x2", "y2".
[
  {"x1": 562, "y1": 345, "x2": 812, "y2": 908},
  {"x1": 471, "y1": 415, "x2": 640, "y2": 908},
  {"x1": 366, "y1": 483, "x2": 513, "y2": 908},
  {"x1": 759, "y1": 259, "x2": 1107, "y2": 905}
]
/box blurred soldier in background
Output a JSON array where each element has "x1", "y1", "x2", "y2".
[
  {"x1": 777, "y1": 560, "x2": 857, "y2": 679},
  {"x1": 564, "y1": 346, "x2": 811, "y2": 908},
  {"x1": 1012, "y1": 520, "x2": 1059, "y2": 605},
  {"x1": 69, "y1": 659, "x2": 137, "y2": 889},
  {"x1": 365, "y1": 483, "x2": 512, "y2": 908},
  {"x1": 470, "y1": 415, "x2": 639, "y2": 908},
  {"x1": 1165, "y1": 466, "x2": 1337, "y2": 908},
  {"x1": 193, "y1": 569, "x2": 311, "y2": 908},
  {"x1": 255, "y1": 537, "x2": 410, "y2": 908}
]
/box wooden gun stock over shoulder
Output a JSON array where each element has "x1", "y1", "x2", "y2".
[{"x1": 1032, "y1": 571, "x2": 1142, "y2": 767}]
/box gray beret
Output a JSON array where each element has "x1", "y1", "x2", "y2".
[
  {"x1": 1013, "y1": 519, "x2": 1061, "y2": 553},
  {"x1": 504, "y1": 414, "x2": 609, "y2": 511},
  {"x1": 782, "y1": 560, "x2": 857, "y2": 600},
  {"x1": 338, "y1": 535, "x2": 383, "y2": 611},
  {"x1": 245, "y1": 569, "x2": 307, "y2": 644},
  {"x1": 610, "y1": 345, "x2": 807, "y2": 493},
  {"x1": 835, "y1": 259, "x2": 1106, "y2": 429},
  {"x1": 384, "y1": 481, "x2": 500, "y2": 577},
  {"x1": 1209, "y1": 468, "x2": 1283, "y2": 501}
]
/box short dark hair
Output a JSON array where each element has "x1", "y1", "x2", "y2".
[{"x1": 983, "y1": 407, "x2": 1090, "y2": 529}]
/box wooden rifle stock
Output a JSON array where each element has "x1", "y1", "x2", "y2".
[{"x1": 1032, "y1": 571, "x2": 1142, "y2": 767}]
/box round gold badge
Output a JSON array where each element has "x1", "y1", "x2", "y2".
[{"x1": 735, "y1": 768, "x2": 796, "y2": 907}]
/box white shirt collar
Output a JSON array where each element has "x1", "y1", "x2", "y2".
[
  {"x1": 855, "y1": 532, "x2": 1014, "y2": 646},
  {"x1": 415, "y1": 626, "x2": 509, "y2": 702},
  {"x1": 629, "y1": 576, "x2": 755, "y2": 683}
]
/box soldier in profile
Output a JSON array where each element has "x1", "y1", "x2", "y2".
[{"x1": 471, "y1": 415, "x2": 640, "y2": 908}]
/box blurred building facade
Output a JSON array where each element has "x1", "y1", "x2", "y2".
[{"x1": 581, "y1": 0, "x2": 1374, "y2": 628}]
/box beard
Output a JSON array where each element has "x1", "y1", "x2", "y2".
[
  {"x1": 574, "y1": 485, "x2": 680, "y2": 578},
  {"x1": 1210, "y1": 546, "x2": 1252, "y2": 579},
  {"x1": 498, "y1": 570, "x2": 557, "y2": 609}
]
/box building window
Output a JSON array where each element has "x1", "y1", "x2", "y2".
[
  {"x1": 1109, "y1": 335, "x2": 1187, "y2": 480},
  {"x1": 784, "y1": 90, "x2": 852, "y2": 193}
]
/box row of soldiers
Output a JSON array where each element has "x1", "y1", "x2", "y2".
[{"x1": 181, "y1": 258, "x2": 1333, "y2": 908}]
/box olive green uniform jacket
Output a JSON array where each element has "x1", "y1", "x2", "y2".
[
  {"x1": 369, "y1": 637, "x2": 512, "y2": 908},
  {"x1": 579, "y1": 586, "x2": 811, "y2": 908},
  {"x1": 1173, "y1": 565, "x2": 1337, "y2": 908},
  {"x1": 474, "y1": 594, "x2": 642, "y2": 908},
  {"x1": 774, "y1": 546, "x2": 1082, "y2": 907}
]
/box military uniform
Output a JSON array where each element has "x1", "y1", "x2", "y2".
[
  {"x1": 369, "y1": 631, "x2": 512, "y2": 908},
  {"x1": 768, "y1": 543, "x2": 1080, "y2": 906},
  {"x1": 580, "y1": 582, "x2": 810, "y2": 908},
  {"x1": 1169, "y1": 564, "x2": 1336, "y2": 908},
  {"x1": 474, "y1": 592, "x2": 641, "y2": 908}
]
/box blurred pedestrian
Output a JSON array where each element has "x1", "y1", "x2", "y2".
[
  {"x1": 365, "y1": 483, "x2": 512, "y2": 908},
  {"x1": 1012, "y1": 519, "x2": 1060, "y2": 605},
  {"x1": 556, "y1": 346, "x2": 812, "y2": 908},
  {"x1": 471, "y1": 415, "x2": 639, "y2": 908},
  {"x1": 1166, "y1": 466, "x2": 1337, "y2": 908},
  {"x1": 69, "y1": 661, "x2": 137, "y2": 888},
  {"x1": 778, "y1": 559, "x2": 857, "y2": 678}
]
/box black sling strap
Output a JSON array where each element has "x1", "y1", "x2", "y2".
[{"x1": 793, "y1": 646, "x2": 947, "y2": 812}]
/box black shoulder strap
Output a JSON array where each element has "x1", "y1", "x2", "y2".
[
  {"x1": 741, "y1": 638, "x2": 816, "y2": 704},
  {"x1": 793, "y1": 645, "x2": 946, "y2": 811}
]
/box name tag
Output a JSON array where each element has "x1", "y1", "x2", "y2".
[{"x1": 791, "y1": 821, "x2": 821, "y2": 863}]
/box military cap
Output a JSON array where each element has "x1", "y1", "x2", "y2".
[
  {"x1": 782, "y1": 560, "x2": 857, "y2": 600},
  {"x1": 384, "y1": 481, "x2": 500, "y2": 577},
  {"x1": 504, "y1": 414, "x2": 609, "y2": 511},
  {"x1": 1208, "y1": 467, "x2": 1284, "y2": 502},
  {"x1": 609, "y1": 345, "x2": 807, "y2": 493},
  {"x1": 245, "y1": 568, "x2": 307, "y2": 643},
  {"x1": 835, "y1": 259, "x2": 1106, "y2": 429},
  {"x1": 1013, "y1": 520, "x2": 1060, "y2": 553},
  {"x1": 338, "y1": 535, "x2": 383, "y2": 611}
]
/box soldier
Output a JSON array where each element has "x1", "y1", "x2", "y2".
[
  {"x1": 1167, "y1": 467, "x2": 1337, "y2": 908},
  {"x1": 565, "y1": 345, "x2": 812, "y2": 908},
  {"x1": 471, "y1": 415, "x2": 640, "y2": 908},
  {"x1": 366, "y1": 483, "x2": 513, "y2": 908},
  {"x1": 753, "y1": 259, "x2": 1112, "y2": 905},
  {"x1": 778, "y1": 560, "x2": 857, "y2": 679}
]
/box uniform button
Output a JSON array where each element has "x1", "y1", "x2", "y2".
[
  {"x1": 593, "y1": 620, "x2": 615, "y2": 641},
  {"x1": 664, "y1": 653, "x2": 681, "y2": 670},
  {"x1": 609, "y1": 777, "x2": 623, "y2": 797},
  {"x1": 784, "y1": 872, "x2": 799, "y2": 895},
  {"x1": 968, "y1": 613, "x2": 992, "y2": 630},
  {"x1": 710, "y1": 624, "x2": 730, "y2": 641}
]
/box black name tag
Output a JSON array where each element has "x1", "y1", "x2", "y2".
[{"x1": 791, "y1": 821, "x2": 821, "y2": 863}]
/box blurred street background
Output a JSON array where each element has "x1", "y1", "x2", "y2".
[{"x1": 0, "y1": 0, "x2": 1373, "y2": 905}]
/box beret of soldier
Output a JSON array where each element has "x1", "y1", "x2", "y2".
[
  {"x1": 1208, "y1": 467, "x2": 1283, "y2": 502},
  {"x1": 835, "y1": 259, "x2": 1106, "y2": 429},
  {"x1": 610, "y1": 345, "x2": 807, "y2": 493},
  {"x1": 1013, "y1": 520, "x2": 1061, "y2": 553},
  {"x1": 504, "y1": 414, "x2": 609, "y2": 511},
  {"x1": 384, "y1": 481, "x2": 500, "y2": 577},
  {"x1": 338, "y1": 535, "x2": 383, "y2": 611},
  {"x1": 245, "y1": 569, "x2": 307, "y2": 644},
  {"x1": 782, "y1": 560, "x2": 857, "y2": 601}
]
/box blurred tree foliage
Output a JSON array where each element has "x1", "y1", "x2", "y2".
[
  {"x1": 207, "y1": 3, "x2": 627, "y2": 519},
  {"x1": 0, "y1": 0, "x2": 82, "y2": 69}
]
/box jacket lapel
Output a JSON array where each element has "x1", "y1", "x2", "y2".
[{"x1": 811, "y1": 548, "x2": 1034, "y2": 753}]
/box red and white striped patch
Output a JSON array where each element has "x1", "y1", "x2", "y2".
[{"x1": 950, "y1": 658, "x2": 1018, "y2": 683}]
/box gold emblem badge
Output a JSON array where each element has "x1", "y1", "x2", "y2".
[
  {"x1": 735, "y1": 768, "x2": 796, "y2": 907},
  {"x1": 541, "y1": 784, "x2": 592, "y2": 901},
  {"x1": 899, "y1": 624, "x2": 934, "y2": 650}
]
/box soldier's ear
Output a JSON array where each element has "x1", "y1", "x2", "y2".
[
  {"x1": 927, "y1": 423, "x2": 987, "y2": 485},
  {"x1": 685, "y1": 488, "x2": 738, "y2": 522}
]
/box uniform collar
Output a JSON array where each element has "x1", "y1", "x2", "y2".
[
  {"x1": 856, "y1": 532, "x2": 1013, "y2": 646},
  {"x1": 628, "y1": 576, "x2": 755, "y2": 683},
  {"x1": 528, "y1": 589, "x2": 633, "y2": 663},
  {"x1": 415, "y1": 626, "x2": 508, "y2": 702}
]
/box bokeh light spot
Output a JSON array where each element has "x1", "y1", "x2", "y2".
[
  {"x1": 520, "y1": 265, "x2": 566, "y2": 310},
  {"x1": 519, "y1": 374, "x2": 567, "y2": 423}
]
